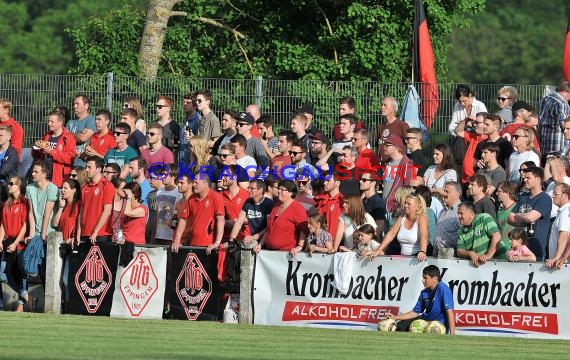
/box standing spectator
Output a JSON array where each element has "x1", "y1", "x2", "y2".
[
  {"x1": 26, "y1": 162, "x2": 58, "y2": 254},
  {"x1": 538, "y1": 80, "x2": 570, "y2": 162},
  {"x1": 120, "y1": 108, "x2": 147, "y2": 155},
  {"x1": 32, "y1": 110, "x2": 76, "y2": 188},
  {"x1": 81, "y1": 109, "x2": 116, "y2": 159},
  {"x1": 380, "y1": 134, "x2": 415, "y2": 215},
  {"x1": 495, "y1": 86, "x2": 518, "y2": 124},
  {"x1": 231, "y1": 134, "x2": 257, "y2": 179},
  {"x1": 333, "y1": 96, "x2": 364, "y2": 141},
  {"x1": 123, "y1": 96, "x2": 146, "y2": 134},
  {"x1": 545, "y1": 183, "x2": 570, "y2": 267},
  {"x1": 0, "y1": 176, "x2": 29, "y2": 311},
  {"x1": 423, "y1": 144, "x2": 457, "y2": 198},
  {"x1": 333, "y1": 114, "x2": 357, "y2": 151},
  {"x1": 128, "y1": 158, "x2": 152, "y2": 206},
  {"x1": 236, "y1": 111, "x2": 269, "y2": 169},
  {"x1": 468, "y1": 175, "x2": 497, "y2": 221},
  {"x1": 507, "y1": 127, "x2": 540, "y2": 182},
  {"x1": 254, "y1": 180, "x2": 308, "y2": 256},
  {"x1": 141, "y1": 123, "x2": 175, "y2": 166},
  {"x1": 433, "y1": 182, "x2": 461, "y2": 257},
  {"x1": 456, "y1": 202, "x2": 506, "y2": 267},
  {"x1": 145, "y1": 170, "x2": 165, "y2": 244},
  {"x1": 404, "y1": 128, "x2": 426, "y2": 184},
  {"x1": 190, "y1": 136, "x2": 213, "y2": 167},
  {"x1": 121, "y1": 182, "x2": 149, "y2": 245},
  {"x1": 317, "y1": 172, "x2": 344, "y2": 239},
  {"x1": 219, "y1": 165, "x2": 250, "y2": 243},
  {"x1": 475, "y1": 142, "x2": 507, "y2": 196},
  {"x1": 454, "y1": 112, "x2": 488, "y2": 186},
  {"x1": 495, "y1": 181, "x2": 518, "y2": 253},
  {"x1": 290, "y1": 112, "x2": 310, "y2": 154},
  {"x1": 295, "y1": 104, "x2": 319, "y2": 134},
  {"x1": 172, "y1": 172, "x2": 224, "y2": 253},
  {"x1": 474, "y1": 113, "x2": 513, "y2": 170},
  {"x1": 174, "y1": 173, "x2": 194, "y2": 245},
  {"x1": 500, "y1": 101, "x2": 540, "y2": 150},
  {"x1": 210, "y1": 110, "x2": 238, "y2": 157},
  {"x1": 104, "y1": 122, "x2": 138, "y2": 180},
  {"x1": 334, "y1": 195, "x2": 377, "y2": 252},
  {"x1": 155, "y1": 95, "x2": 180, "y2": 153},
  {"x1": 270, "y1": 130, "x2": 294, "y2": 178},
  {"x1": 0, "y1": 99, "x2": 24, "y2": 159},
  {"x1": 179, "y1": 93, "x2": 201, "y2": 164},
  {"x1": 283, "y1": 142, "x2": 317, "y2": 180},
  {"x1": 448, "y1": 85, "x2": 488, "y2": 172},
  {"x1": 196, "y1": 89, "x2": 222, "y2": 141},
  {"x1": 257, "y1": 115, "x2": 279, "y2": 159},
  {"x1": 376, "y1": 97, "x2": 409, "y2": 159},
  {"x1": 368, "y1": 193, "x2": 428, "y2": 261},
  {"x1": 544, "y1": 157, "x2": 570, "y2": 220},
  {"x1": 353, "y1": 128, "x2": 380, "y2": 171},
  {"x1": 360, "y1": 171, "x2": 386, "y2": 237},
  {"x1": 69, "y1": 166, "x2": 87, "y2": 188},
  {"x1": 80, "y1": 156, "x2": 115, "y2": 245},
  {"x1": 245, "y1": 104, "x2": 263, "y2": 139},
  {"x1": 229, "y1": 179, "x2": 274, "y2": 247},
  {"x1": 103, "y1": 163, "x2": 121, "y2": 182},
  {"x1": 508, "y1": 167, "x2": 552, "y2": 261},
  {"x1": 294, "y1": 171, "x2": 315, "y2": 213},
  {"x1": 310, "y1": 131, "x2": 335, "y2": 171},
  {"x1": 336, "y1": 146, "x2": 360, "y2": 196},
  {"x1": 154, "y1": 164, "x2": 182, "y2": 246},
  {"x1": 67, "y1": 94, "x2": 96, "y2": 167},
  {"x1": 0, "y1": 125, "x2": 19, "y2": 183}
]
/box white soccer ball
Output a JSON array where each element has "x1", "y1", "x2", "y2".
[
  {"x1": 409, "y1": 319, "x2": 429, "y2": 333},
  {"x1": 377, "y1": 318, "x2": 397, "y2": 332},
  {"x1": 424, "y1": 321, "x2": 446, "y2": 334}
]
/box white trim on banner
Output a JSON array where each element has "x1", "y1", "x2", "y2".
[
  {"x1": 111, "y1": 246, "x2": 167, "y2": 319},
  {"x1": 253, "y1": 251, "x2": 568, "y2": 339}
]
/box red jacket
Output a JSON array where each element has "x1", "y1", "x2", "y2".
[{"x1": 32, "y1": 128, "x2": 76, "y2": 187}]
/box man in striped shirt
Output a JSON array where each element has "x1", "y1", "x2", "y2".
[
  {"x1": 538, "y1": 80, "x2": 570, "y2": 164},
  {"x1": 456, "y1": 202, "x2": 507, "y2": 267}
]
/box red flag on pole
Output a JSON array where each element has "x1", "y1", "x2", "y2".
[
  {"x1": 413, "y1": 0, "x2": 439, "y2": 129},
  {"x1": 562, "y1": 15, "x2": 570, "y2": 81}
]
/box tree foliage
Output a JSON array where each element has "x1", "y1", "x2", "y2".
[
  {"x1": 447, "y1": 0, "x2": 570, "y2": 84},
  {"x1": 68, "y1": 0, "x2": 486, "y2": 81}
]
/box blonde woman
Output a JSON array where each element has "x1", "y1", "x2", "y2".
[
  {"x1": 508, "y1": 127, "x2": 540, "y2": 182},
  {"x1": 123, "y1": 96, "x2": 146, "y2": 134},
  {"x1": 366, "y1": 193, "x2": 428, "y2": 261},
  {"x1": 387, "y1": 185, "x2": 415, "y2": 228},
  {"x1": 189, "y1": 135, "x2": 212, "y2": 167}
]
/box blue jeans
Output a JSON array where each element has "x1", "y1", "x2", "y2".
[{"x1": 1, "y1": 249, "x2": 28, "y2": 305}]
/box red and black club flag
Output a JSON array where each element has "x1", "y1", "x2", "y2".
[
  {"x1": 413, "y1": 0, "x2": 439, "y2": 129},
  {"x1": 562, "y1": 15, "x2": 570, "y2": 81}
]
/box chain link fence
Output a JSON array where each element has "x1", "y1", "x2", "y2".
[{"x1": 0, "y1": 73, "x2": 551, "y2": 153}]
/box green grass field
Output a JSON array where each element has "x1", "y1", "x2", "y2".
[{"x1": 0, "y1": 313, "x2": 567, "y2": 359}]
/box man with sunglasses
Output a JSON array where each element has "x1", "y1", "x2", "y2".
[
  {"x1": 360, "y1": 171, "x2": 386, "y2": 237},
  {"x1": 155, "y1": 96, "x2": 180, "y2": 154},
  {"x1": 235, "y1": 111, "x2": 269, "y2": 169},
  {"x1": 196, "y1": 89, "x2": 222, "y2": 141},
  {"x1": 141, "y1": 123, "x2": 174, "y2": 166},
  {"x1": 67, "y1": 94, "x2": 96, "y2": 167},
  {"x1": 454, "y1": 112, "x2": 488, "y2": 187},
  {"x1": 499, "y1": 101, "x2": 540, "y2": 150},
  {"x1": 103, "y1": 122, "x2": 138, "y2": 180},
  {"x1": 282, "y1": 142, "x2": 317, "y2": 181},
  {"x1": 179, "y1": 92, "x2": 201, "y2": 164}
]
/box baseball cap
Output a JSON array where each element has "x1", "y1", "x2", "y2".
[
  {"x1": 237, "y1": 111, "x2": 254, "y2": 124},
  {"x1": 296, "y1": 104, "x2": 314, "y2": 116},
  {"x1": 380, "y1": 134, "x2": 404, "y2": 150},
  {"x1": 309, "y1": 131, "x2": 330, "y2": 146},
  {"x1": 511, "y1": 101, "x2": 534, "y2": 113}
]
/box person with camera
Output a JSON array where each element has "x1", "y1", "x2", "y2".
[
  {"x1": 453, "y1": 112, "x2": 488, "y2": 192},
  {"x1": 507, "y1": 166, "x2": 552, "y2": 261}
]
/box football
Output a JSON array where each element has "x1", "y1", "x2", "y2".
[
  {"x1": 377, "y1": 318, "x2": 397, "y2": 332},
  {"x1": 409, "y1": 319, "x2": 428, "y2": 333},
  {"x1": 424, "y1": 321, "x2": 447, "y2": 334}
]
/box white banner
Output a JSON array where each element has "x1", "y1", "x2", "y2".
[
  {"x1": 253, "y1": 251, "x2": 569, "y2": 339},
  {"x1": 111, "y1": 246, "x2": 167, "y2": 319}
]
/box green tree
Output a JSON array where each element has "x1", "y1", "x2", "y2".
[
  {"x1": 447, "y1": 0, "x2": 570, "y2": 84},
  {"x1": 68, "y1": 0, "x2": 486, "y2": 81}
]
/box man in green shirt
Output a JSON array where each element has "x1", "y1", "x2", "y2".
[{"x1": 456, "y1": 202, "x2": 508, "y2": 267}]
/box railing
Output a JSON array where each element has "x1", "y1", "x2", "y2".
[{"x1": 0, "y1": 73, "x2": 551, "y2": 151}]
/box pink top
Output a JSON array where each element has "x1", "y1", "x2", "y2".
[
  {"x1": 141, "y1": 146, "x2": 174, "y2": 167},
  {"x1": 508, "y1": 245, "x2": 533, "y2": 258}
]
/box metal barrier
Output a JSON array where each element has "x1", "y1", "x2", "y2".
[{"x1": 0, "y1": 73, "x2": 551, "y2": 153}]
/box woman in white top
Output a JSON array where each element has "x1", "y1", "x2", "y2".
[
  {"x1": 366, "y1": 194, "x2": 428, "y2": 261},
  {"x1": 449, "y1": 85, "x2": 488, "y2": 135},
  {"x1": 423, "y1": 143, "x2": 457, "y2": 197},
  {"x1": 508, "y1": 127, "x2": 540, "y2": 182},
  {"x1": 334, "y1": 195, "x2": 376, "y2": 252}
]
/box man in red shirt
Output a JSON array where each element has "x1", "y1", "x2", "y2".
[
  {"x1": 0, "y1": 98, "x2": 24, "y2": 159},
  {"x1": 353, "y1": 128, "x2": 380, "y2": 170},
  {"x1": 270, "y1": 130, "x2": 294, "y2": 179},
  {"x1": 172, "y1": 172, "x2": 224, "y2": 254},
  {"x1": 82, "y1": 109, "x2": 116, "y2": 159},
  {"x1": 220, "y1": 165, "x2": 250, "y2": 241},
  {"x1": 319, "y1": 171, "x2": 344, "y2": 250},
  {"x1": 454, "y1": 112, "x2": 489, "y2": 185},
  {"x1": 80, "y1": 156, "x2": 115, "y2": 244}
]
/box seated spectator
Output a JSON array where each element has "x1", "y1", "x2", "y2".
[
  {"x1": 423, "y1": 144, "x2": 457, "y2": 199},
  {"x1": 367, "y1": 193, "x2": 428, "y2": 261},
  {"x1": 433, "y1": 181, "x2": 461, "y2": 257},
  {"x1": 334, "y1": 195, "x2": 377, "y2": 252},
  {"x1": 468, "y1": 175, "x2": 497, "y2": 221},
  {"x1": 457, "y1": 202, "x2": 508, "y2": 267},
  {"x1": 254, "y1": 180, "x2": 308, "y2": 256},
  {"x1": 306, "y1": 213, "x2": 333, "y2": 254},
  {"x1": 507, "y1": 227, "x2": 536, "y2": 262}
]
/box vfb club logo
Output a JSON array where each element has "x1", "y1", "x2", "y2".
[
  {"x1": 120, "y1": 251, "x2": 159, "y2": 317},
  {"x1": 176, "y1": 253, "x2": 212, "y2": 320},
  {"x1": 75, "y1": 246, "x2": 113, "y2": 313}
]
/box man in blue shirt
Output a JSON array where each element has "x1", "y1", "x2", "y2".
[{"x1": 388, "y1": 265, "x2": 455, "y2": 334}]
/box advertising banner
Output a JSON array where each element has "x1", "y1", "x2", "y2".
[
  {"x1": 110, "y1": 246, "x2": 167, "y2": 319},
  {"x1": 254, "y1": 251, "x2": 569, "y2": 339}
]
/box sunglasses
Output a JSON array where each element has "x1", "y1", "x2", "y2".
[
  {"x1": 8, "y1": 182, "x2": 16, "y2": 186},
  {"x1": 156, "y1": 104, "x2": 168, "y2": 109},
  {"x1": 69, "y1": 174, "x2": 77, "y2": 179},
  {"x1": 290, "y1": 151, "x2": 303, "y2": 156},
  {"x1": 146, "y1": 132, "x2": 157, "y2": 137},
  {"x1": 122, "y1": 103, "x2": 130, "y2": 109},
  {"x1": 360, "y1": 178, "x2": 374, "y2": 182},
  {"x1": 512, "y1": 134, "x2": 527, "y2": 140},
  {"x1": 236, "y1": 123, "x2": 250, "y2": 127},
  {"x1": 296, "y1": 180, "x2": 309, "y2": 185},
  {"x1": 219, "y1": 153, "x2": 231, "y2": 159},
  {"x1": 103, "y1": 170, "x2": 118, "y2": 174},
  {"x1": 497, "y1": 97, "x2": 510, "y2": 102},
  {"x1": 113, "y1": 131, "x2": 127, "y2": 136}
]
